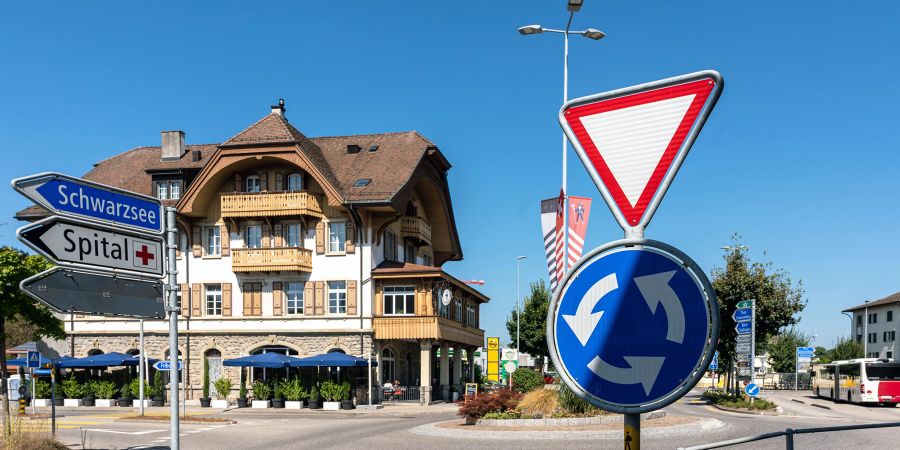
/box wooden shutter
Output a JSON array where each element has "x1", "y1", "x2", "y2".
[
  {"x1": 314, "y1": 281, "x2": 325, "y2": 315},
  {"x1": 345, "y1": 219, "x2": 355, "y2": 254},
  {"x1": 222, "y1": 283, "x2": 232, "y2": 316},
  {"x1": 347, "y1": 280, "x2": 357, "y2": 316},
  {"x1": 273, "y1": 282, "x2": 283, "y2": 316},
  {"x1": 191, "y1": 284, "x2": 202, "y2": 317},
  {"x1": 262, "y1": 223, "x2": 272, "y2": 247},
  {"x1": 275, "y1": 173, "x2": 284, "y2": 191},
  {"x1": 220, "y1": 224, "x2": 230, "y2": 256},
  {"x1": 192, "y1": 226, "x2": 202, "y2": 257},
  {"x1": 273, "y1": 223, "x2": 283, "y2": 247},
  {"x1": 243, "y1": 283, "x2": 252, "y2": 316},
  {"x1": 178, "y1": 283, "x2": 188, "y2": 318},
  {"x1": 260, "y1": 172, "x2": 268, "y2": 191},
  {"x1": 315, "y1": 221, "x2": 325, "y2": 254},
  {"x1": 253, "y1": 283, "x2": 262, "y2": 316},
  {"x1": 304, "y1": 282, "x2": 314, "y2": 316},
  {"x1": 234, "y1": 173, "x2": 243, "y2": 192}
]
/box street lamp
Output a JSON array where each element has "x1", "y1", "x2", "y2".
[
  {"x1": 864, "y1": 300, "x2": 870, "y2": 357},
  {"x1": 518, "y1": 4, "x2": 605, "y2": 278},
  {"x1": 516, "y1": 256, "x2": 527, "y2": 354}
]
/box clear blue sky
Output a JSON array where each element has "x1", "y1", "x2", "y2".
[{"x1": 2, "y1": 1, "x2": 898, "y2": 350}]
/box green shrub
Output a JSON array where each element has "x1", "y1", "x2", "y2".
[
  {"x1": 272, "y1": 379, "x2": 283, "y2": 400},
  {"x1": 34, "y1": 380, "x2": 52, "y2": 399},
  {"x1": 252, "y1": 380, "x2": 271, "y2": 400},
  {"x1": 120, "y1": 382, "x2": 132, "y2": 399},
  {"x1": 702, "y1": 389, "x2": 776, "y2": 410},
  {"x1": 340, "y1": 381, "x2": 351, "y2": 401},
  {"x1": 153, "y1": 370, "x2": 164, "y2": 398},
  {"x1": 457, "y1": 389, "x2": 522, "y2": 420},
  {"x1": 558, "y1": 383, "x2": 597, "y2": 415},
  {"x1": 309, "y1": 387, "x2": 319, "y2": 401},
  {"x1": 482, "y1": 411, "x2": 521, "y2": 420},
  {"x1": 239, "y1": 369, "x2": 247, "y2": 398},
  {"x1": 214, "y1": 378, "x2": 233, "y2": 400},
  {"x1": 319, "y1": 381, "x2": 341, "y2": 401},
  {"x1": 93, "y1": 380, "x2": 117, "y2": 399},
  {"x1": 202, "y1": 357, "x2": 210, "y2": 398},
  {"x1": 511, "y1": 369, "x2": 544, "y2": 393},
  {"x1": 82, "y1": 380, "x2": 95, "y2": 398},
  {"x1": 280, "y1": 378, "x2": 308, "y2": 401},
  {"x1": 130, "y1": 378, "x2": 151, "y2": 399},
  {"x1": 60, "y1": 378, "x2": 84, "y2": 399}
]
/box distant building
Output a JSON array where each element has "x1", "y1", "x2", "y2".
[{"x1": 843, "y1": 292, "x2": 900, "y2": 359}]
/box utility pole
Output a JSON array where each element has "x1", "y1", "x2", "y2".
[{"x1": 166, "y1": 207, "x2": 180, "y2": 450}]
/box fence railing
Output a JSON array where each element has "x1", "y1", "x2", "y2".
[
  {"x1": 679, "y1": 421, "x2": 900, "y2": 450},
  {"x1": 376, "y1": 385, "x2": 421, "y2": 403}
]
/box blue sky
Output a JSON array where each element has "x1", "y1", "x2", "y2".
[{"x1": 2, "y1": 1, "x2": 898, "y2": 350}]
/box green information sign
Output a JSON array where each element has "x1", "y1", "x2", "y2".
[{"x1": 737, "y1": 299, "x2": 754, "y2": 309}]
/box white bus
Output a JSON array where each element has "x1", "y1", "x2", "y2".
[{"x1": 813, "y1": 358, "x2": 900, "y2": 405}]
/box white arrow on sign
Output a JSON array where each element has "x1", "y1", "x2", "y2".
[
  {"x1": 588, "y1": 356, "x2": 665, "y2": 396},
  {"x1": 562, "y1": 273, "x2": 617, "y2": 346},
  {"x1": 634, "y1": 271, "x2": 685, "y2": 344}
]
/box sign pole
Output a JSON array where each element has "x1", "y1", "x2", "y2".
[
  {"x1": 624, "y1": 412, "x2": 640, "y2": 450},
  {"x1": 166, "y1": 207, "x2": 180, "y2": 450},
  {"x1": 50, "y1": 364, "x2": 56, "y2": 437},
  {"x1": 139, "y1": 319, "x2": 144, "y2": 417},
  {"x1": 750, "y1": 299, "x2": 756, "y2": 405},
  {"x1": 31, "y1": 367, "x2": 35, "y2": 415}
]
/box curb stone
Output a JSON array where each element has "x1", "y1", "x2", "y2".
[
  {"x1": 709, "y1": 403, "x2": 781, "y2": 416},
  {"x1": 477, "y1": 410, "x2": 666, "y2": 427}
]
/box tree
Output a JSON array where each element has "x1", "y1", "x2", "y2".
[
  {"x1": 766, "y1": 328, "x2": 810, "y2": 373},
  {"x1": 814, "y1": 346, "x2": 831, "y2": 364},
  {"x1": 829, "y1": 337, "x2": 863, "y2": 361},
  {"x1": 711, "y1": 235, "x2": 806, "y2": 375},
  {"x1": 505, "y1": 280, "x2": 551, "y2": 362},
  {"x1": 0, "y1": 247, "x2": 62, "y2": 435}
]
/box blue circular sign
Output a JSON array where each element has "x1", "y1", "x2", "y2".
[
  {"x1": 745, "y1": 383, "x2": 760, "y2": 397},
  {"x1": 548, "y1": 239, "x2": 719, "y2": 414}
]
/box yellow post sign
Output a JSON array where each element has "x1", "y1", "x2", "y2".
[{"x1": 486, "y1": 337, "x2": 500, "y2": 382}]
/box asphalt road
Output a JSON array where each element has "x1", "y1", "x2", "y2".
[{"x1": 10, "y1": 389, "x2": 900, "y2": 449}]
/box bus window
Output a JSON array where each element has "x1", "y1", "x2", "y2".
[
  {"x1": 865, "y1": 363, "x2": 900, "y2": 380},
  {"x1": 841, "y1": 364, "x2": 861, "y2": 382}
]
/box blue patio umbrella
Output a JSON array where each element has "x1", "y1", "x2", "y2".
[
  {"x1": 6, "y1": 355, "x2": 73, "y2": 367},
  {"x1": 57, "y1": 352, "x2": 157, "y2": 369},
  {"x1": 290, "y1": 352, "x2": 377, "y2": 368},
  {"x1": 223, "y1": 352, "x2": 300, "y2": 369}
]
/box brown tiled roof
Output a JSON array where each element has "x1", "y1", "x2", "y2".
[{"x1": 843, "y1": 292, "x2": 900, "y2": 312}]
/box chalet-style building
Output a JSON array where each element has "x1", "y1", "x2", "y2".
[{"x1": 16, "y1": 102, "x2": 488, "y2": 404}]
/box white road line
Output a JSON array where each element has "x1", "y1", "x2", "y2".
[{"x1": 82, "y1": 429, "x2": 166, "y2": 435}]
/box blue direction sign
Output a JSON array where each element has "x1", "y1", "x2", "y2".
[
  {"x1": 548, "y1": 240, "x2": 719, "y2": 414},
  {"x1": 745, "y1": 383, "x2": 760, "y2": 397},
  {"x1": 153, "y1": 360, "x2": 183, "y2": 371},
  {"x1": 34, "y1": 368, "x2": 52, "y2": 377},
  {"x1": 709, "y1": 351, "x2": 719, "y2": 370},
  {"x1": 796, "y1": 347, "x2": 815, "y2": 358},
  {"x1": 27, "y1": 351, "x2": 40, "y2": 368},
  {"x1": 12, "y1": 173, "x2": 163, "y2": 234},
  {"x1": 732, "y1": 308, "x2": 752, "y2": 322},
  {"x1": 735, "y1": 321, "x2": 752, "y2": 335}
]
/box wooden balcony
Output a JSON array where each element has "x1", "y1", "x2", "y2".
[
  {"x1": 400, "y1": 216, "x2": 432, "y2": 246},
  {"x1": 373, "y1": 316, "x2": 483, "y2": 347},
  {"x1": 220, "y1": 191, "x2": 324, "y2": 219},
  {"x1": 232, "y1": 247, "x2": 313, "y2": 273}
]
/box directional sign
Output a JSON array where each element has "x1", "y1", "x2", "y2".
[
  {"x1": 736, "y1": 334, "x2": 752, "y2": 343},
  {"x1": 735, "y1": 321, "x2": 752, "y2": 335},
  {"x1": 731, "y1": 308, "x2": 752, "y2": 323},
  {"x1": 153, "y1": 360, "x2": 183, "y2": 371},
  {"x1": 20, "y1": 267, "x2": 166, "y2": 319},
  {"x1": 745, "y1": 383, "x2": 760, "y2": 397},
  {"x1": 735, "y1": 352, "x2": 751, "y2": 361},
  {"x1": 735, "y1": 343, "x2": 752, "y2": 353},
  {"x1": 12, "y1": 172, "x2": 163, "y2": 235},
  {"x1": 736, "y1": 361, "x2": 751, "y2": 368},
  {"x1": 559, "y1": 71, "x2": 723, "y2": 231},
  {"x1": 17, "y1": 216, "x2": 164, "y2": 277},
  {"x1": 548, "y1": 239, "x2": 718, "y2": 414},
  {"x1": 736, "y1": 300, "x2": 754, "y2": 309},
  {"x1": 708, "y1": 351, "x2": 719, "y2": 370},
  {"x1": 738, "y1": 368, "x2": 752, "y2": 377},
  {"x1": 27, "y1": 351, "x2": 40, "y2": 369},
  {"x1": 34, "y1": 369, "x2": 52, "y2": 377},
  {"x1": 796, "y1": 347, "x2": 815, "y2": 358}
]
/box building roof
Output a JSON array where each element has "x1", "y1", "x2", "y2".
[
  {"x1": 843, "y1": 292, "x2": 900, "y2": 312},
  {"x1": 371, "y1": 261, "x2": 489, "y2": 303}
]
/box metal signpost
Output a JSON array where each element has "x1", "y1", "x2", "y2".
[
  {"x1": 27, "y1": 351, "x2": 39, "y2": 415},
  {"x1": 733, "y1": 299, "x2": 756, "y2": 399},
  {"x1": 552, "y1": 71, "x2": 724, "y2": 449},
  {"x1": 796, "y1": 347, "x2": 815, "y2": 390}
]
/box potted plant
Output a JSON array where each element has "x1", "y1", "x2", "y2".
[
  {"x1": 308, "y1": 386, "x2": 321, "y2": 409},
  {"x1": 251, "y1": 380, "x2": 271, "y2": 408},
  {"x1": 152, "y1": 371, "x2": 165, "y2": 407},
  {"x1": 272, "y1": 379, "x2": 285, "y2": 408},
  {"x1": 82, "y1": 380, "x2": 96, "y2": 407},
  {"x1": 237, "y1": 369, "x2": 248, "y2": 408},
  {"x1": 340, "y1": 381, "x2": 353, "y2": 410},
  {"x1": 33, "y1": 379, "x2": 52, "y2": 407},
  {"x1": 94, "y1": 380, "x2": 117, "y2": 407},
  {"x1": 131, "y1": 378, "x2": 151, "y2": 408},
  {"x1": 118, "y1": 382, "x2": 132, "y2": 407},
  {"x1": 213, "y1": 377, "x2": 232, "y2": 408},
  {"x1": 320, "y1": 381, "x2": 341, "y2": 411},
  {"x1": 61, "y1": 377, "x2": 84, "y2": 407},
  {"x1": 281, "y1": 378, "x2": 307, "y2": 409},
  {"x1": 200, "y1": 357, "x2": 211, "y2": 408}
]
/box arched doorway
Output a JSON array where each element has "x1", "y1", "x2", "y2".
[
  {"x1": 250, "y1": 346, "x2": 298, "y2": 381},
  {"x1": 205, "y1": 349, "x2": 223, "y2": 385},
  {"x1": 382, "y1": 348, "x2": 395, "y2": 385}
]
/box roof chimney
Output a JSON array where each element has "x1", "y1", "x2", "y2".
[
  {"x1": 271, "y1": 98, "x2": 286, "y2": 116},
  {"x1": 161, "y1": 130, "x2": 185, "y2": 160}
]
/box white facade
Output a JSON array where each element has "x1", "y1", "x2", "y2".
[{"x1": 849, "y1": 302, "x2": 900, "y2": 359}]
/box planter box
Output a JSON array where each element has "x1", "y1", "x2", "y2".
[
  {"x1": 33, "y1": 399, "x2": 50, "y2": 407},
  {"x1": 211, "y1": 400, "x2": 230, "y2": 408},
  {"x1": 63, "y1": 399, "x2": 83, "y2": 407},
  {"x1": 96, "y1": 399, "x2": 115, "y2": 407},
  {"x1": 133, "y1": 400, "x2": 151, "y2": 408},
  {"x1": 251, "y1": 400, "x2": 271, "y2": 409},
  {"x1": 323, "y1": 401, "x2": 340, "y2": 411},
  {"x1": 285, "y1": 401, "x2": 304, "y2": 409}
]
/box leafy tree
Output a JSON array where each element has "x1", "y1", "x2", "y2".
[
  {"x1": 814, "y1": 346, "x2": 830, "y2": 364},
  {"x1": 829, "y1": 337, "x2": 863, "y2": 361},
  {"x1": 766, "y1": 328, "x2": 810, "y2": 373},
  {"x1": 505, "y1": 280, "x2": 550, "y2": 362},
  {"x1": 0, "y1": 247, "x2": 61, "y2": 435},
  {"x1": 711, "y1": 235, "x2": 806, "y2": 374}
]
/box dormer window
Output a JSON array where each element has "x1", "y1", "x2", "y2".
[
  {"x1": 246, "y1": 175, "x2": 261, "y2": 193},
  {"x1": 155, "y1": 180, "x2": 182, "y2": 200},
  {"x1": 287, "y1": 173, "x2": 303, "y2": 191}
]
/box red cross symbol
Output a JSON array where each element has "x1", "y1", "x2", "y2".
[{"x1": 135, "y1": 245, "x2": 155, "y2": 266}]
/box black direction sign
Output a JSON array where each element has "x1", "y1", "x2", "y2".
[
  {"x1": 21, "y1": 267, "x2": 166, "y2": 319},
  {"x1": 17, "y1": 216, "x2": 164, "y2": 277}
]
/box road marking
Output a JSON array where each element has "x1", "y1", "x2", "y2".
[{"x1": 82, "y1": 429, "x2": 166, "y2": 435}]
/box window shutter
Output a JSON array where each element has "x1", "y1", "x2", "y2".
[
  {"x1": 314, "y1": 281, "x2": 325, "y2": 315},
  {"x1": 253, "y1": 284, "x2": 262, "y2": 316},
  {"x1": 304, "y1": 282, "x2": 314, "y2": 316},
  {"x1": 347, "y1": 280, "x2": 357, "y2": 316},
  {"x1": 234, "y1": 173, "x2": 243, "y2": 192},
  {"x1": 221, "y1": 224, "x2": 230, "y2": 256},
  {"x1": 275, "y1": 173, "x2": 284, "y2": 191},
  {"x1": 315, "y1": 221, "x2": 325, "y2": 254},
  {"x1": 192, "y1": 226, "x2": 202, "y2": 257},
  {"x1": 262, "y1": 223, "x2": 272, "y2": 247},
  {"x1": 274, "y1": 223, "x2": 283, "y2": 247},
  {"x1": 191, "y1": 284, "x2": 202, "y2": 317},
  {"x1": 345, "y1": 219, "x2": 355, "y2": 254},
  {"x1": 222, "y1": 283, "x2": 232, "y2": 316},
  {"x1": 178, "y1": 283, "x2": 188, "y2": 318},
  {"x1": 243, "y1": 283, "x2": 252, "y2": 316},
  {"x1": 260, "y1": 172, "x2": 268, "y2": 191},
  {"x1": 273, "y1": 282, "x2": 283, "y2": 316}
]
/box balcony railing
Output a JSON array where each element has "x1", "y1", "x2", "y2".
[
  {"x1": 373, "y1": 316, "x2": 483, "y2": 347},
  {"x1": 232, "y1": 247, "x2": 313, "y2": 273},
  {"x1": 220, "y1": 191, "x2": 324, "y2": 219},
  {"x1": 400, "y1": 216, "x2": 432, "y2": 245}
]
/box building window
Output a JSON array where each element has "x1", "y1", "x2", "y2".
[
  {"x1": 889, "y1": 352, "x2": 894, "y2": 359},
  {"x1": 245, "y1": 175, "x2": 261, "y2": 193},
  {"x1": 857, "y1": 315, "x2": 863, "y2": 326},
  {"x1": 328, "y1": 281, "x2": 346, "y2": 314},
  {"x1": 383, "y1": 286, "x2": 415, "y2": 316},
  {"x1": 285, "y1": 223, "x2": 301, "y2": 247},
  {"x1": 857, "y1": 334, "x2": 863, "y2": 344},
  {"x1": 246, "y1": 225, "x2": 262, "y2": 248},
  {"x1": 466, "y1": 304, "x2": 475, "y2": 326},
  {"x1": 439, "y1": 299, "x2": 449, "y2": 318},
  {"x1": 287, "y1": 173, "x2": 303, "y2": 191},
  {"x1": 885, "y1": 331, "x2": 896, "y2": 342},
  {"x1": 382, "y1": 348, "x2": 395, "y2": 385},
  {"x1": 405, "y1": 242, "x2": 416, "y2": 263},
  {"x1": 869, "y1": 313, "x2": 878, "y2": 324},
  {"x1": 422, "y1": 253, "x2": 433, "y2": 267},
  {"x1": 384, "y1": 231, "x2": 397, "y2": 261},
  {"x1": 155, "y1": 180, "x2": 182, "y2": 200},
  {"x1": 205, "y1": 284, "x2": 222, "y2": 316},
  {"x1": 285, "y1": 282, "x2": 304, "y2": 315},
  {"x1": 868, "y1": 352, "x2": 880, "y2": 358},
  {"x1": 868, "y1": 333, "x2": 878, "y2": 344},
  {"x1": 328, "y1": 222, "x2": 346, "y2": 253},
  {"x1": 455, "y1": 299, "x2": 462, "y2": 322},
  {"x1": 205, "y1": 226, "x2": 221, "y2": 256},
  {"x1": 889, "y1": 311, "x2": 894, "y2": 322}
]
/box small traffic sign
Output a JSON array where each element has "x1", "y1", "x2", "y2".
[
  {"x1": 34, "y1": 368, "x2": 52, "y2": 377},
  {"x1": 731, "y1": 308, "x2": 752, "y2": 322},
  {"x1": 735, "y1": 321, "x2": 752, "y2": 334},
  {"x1": 735, "y1": 343, "x2": 751, "y2": 353},
  {"x1": 27, "y1": 351, "x2": 40, "y2": 369},
  {"x1": 736, "y1": 334, "x2": 752, "y2": 343},
  {"x1": 736, "y1": 361, "x2": 751, "y2": 368},
  {"x1": 708, "y1": 351, "x2": 719, "y2": 370},
  {"x1": 20, "y1": 267, "x2": 166, "y2": 318},
  {"x1": 796, "y1": 347, "x2": 815, "y2": 358},
  {"x1": 12, "y1": 172, "x2": 163, "y2": 235},
  {"x1": 745, "y1": 383, "x2": 760, "y2": 397},
  {"x1": 735, "y1": 352, "x2": 751, "y2": 361},
  {"x1": 559, "y1": 71, "x2": 723, "y2": 231},
  {"x1": 17, "y1": 216, "x2": 164, "y2": 277},
  {"x1": 153, "y1": 360, "x2": 183, "y2": 371},
  {"x1": 548, "y1": 239, "x2": 718, "y2": 414},
  {"x1": 736, "y1": 300, "x2": 754, "y2": 309}
]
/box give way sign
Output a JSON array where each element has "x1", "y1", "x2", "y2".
[{"x1": 559, "y1": 70, "x2": 723, "y2": 233}]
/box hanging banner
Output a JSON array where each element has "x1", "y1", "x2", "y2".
[
  {"x1": 541, "y1": 196, "x2": 560, "y2": 291},
  {"x1": 567, "y1": 195, "x2": 592, "y2": 268},
  {"x1": 541, "y1": 192, "x2": 592, "y2": 292}
]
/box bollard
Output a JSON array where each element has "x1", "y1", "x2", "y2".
[
  {"x1": 18, "y1": 398, "x2": 26, "y2": 416},
  {"x1": 785, "y1": 428, "x2": 794, "y2": 450}
]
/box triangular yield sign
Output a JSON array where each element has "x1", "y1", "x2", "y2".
[{"x1": 560, "y1": 71, "x2": 723, "y2": 229}]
